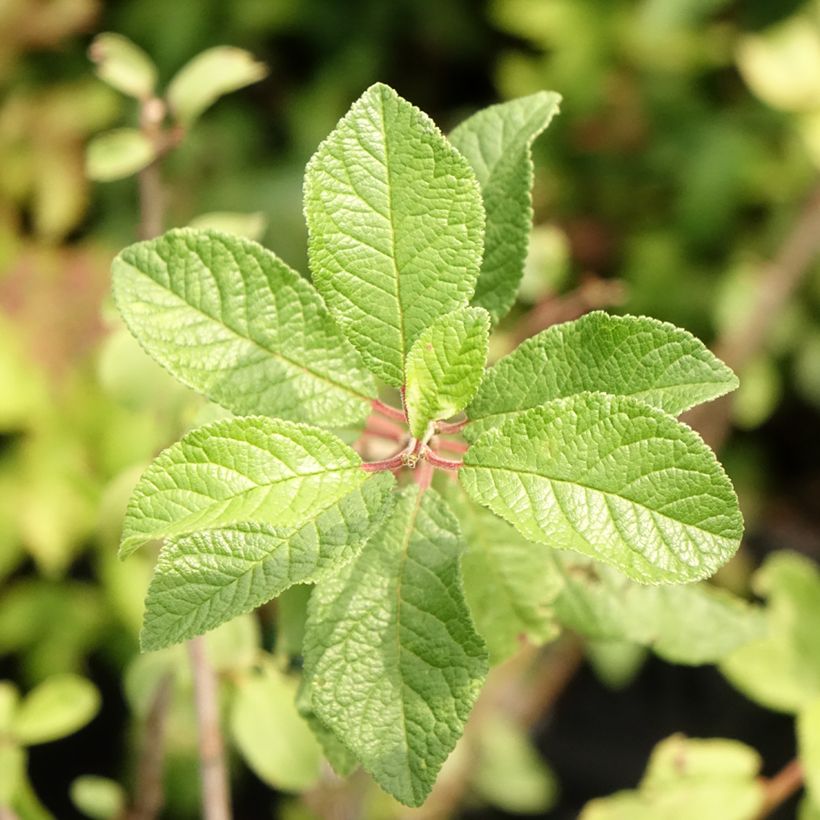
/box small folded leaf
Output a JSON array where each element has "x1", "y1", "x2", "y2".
[
  {"x1": 140, "y1": 473, "x2": 394, "y2": 650},
  {"x1": 167, "y1": 46, "x2": 267, "y2": 126},
  {"x1": 450, "y1": 91, "x2": 561, "y2": 322},
  {"x1": 405, "y1": 307, "x2": 490, "y2": 438},
  {"x1": 112, "y1": 229, "x2": 376, "y2": 427},
  {"x1": 70, "y1": 776, "x2": 126, "y2": 820},
  {"x1": 305, "y1": 82, "x2": 485, "y2": 386},
  {"x1": 188, "y1": 211, "x2": 267, "y2": 241},
  {"x1": 88, "y1": 33, "x2": 157, "y2": 99},
  {"x1": 466, "y1": 312, "x2": 738, "y2": 441},
  {"x1": 120, "y1": 416, "x2": 368, "y2": 558},
  {"x1": 13, "y1": 674, "x2": 100, "y2": 745},
  {"x1": 461, "y1": 393, "x2": 743, "y2": 583},
  {"x1": 86, "y1": 129, "x2": 157, "y2": 182},
  {"x1": 230, "y1": 662, "x2": 322, "y2": 792},
  {"x1": 304, "y1": 485, "x2": 488, "y2": 806}
]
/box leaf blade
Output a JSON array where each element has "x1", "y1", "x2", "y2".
[{"x1": 304, "y1": 83, "x2": 485, "y2": 386}]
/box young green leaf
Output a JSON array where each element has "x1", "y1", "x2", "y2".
[
  {"x1": 88, "y1": 33, "x2": 157, "y2": 100},
  {"x1": 112, "y1": 228, "x2": 376, "y2": 427},
  {"x1": 404, "y1": 307, "x2": 490, "y2": 438},
  {"x1": 230, "y1": 661, "x2": 322, "y2": 792},
  {"x1": 167, "y1": 46, "x2": 267, "y2": 126},
  {"x1": 304, "y1": 82, "x2": 485, "y2": 386},
  {"x1": 552, "y1": 554, "x2": 765, "y2": 665},
  {"x1": 70, "y1": 776, "x2": 126, "y2": 820},
  {"x1": 466, "y1": 312, "x2": 738, "y2": 441},
  {"x1": 461, "y1": 393, "x2": 743, "y2": 583},
  {"x1": 140, "y1": 473, "x2": 395, "y2": 651},
  {"x1": 12, "y1": 675, "x2": 100, "y2": 746},
  {"x1": 451, "y1": 487, "x2": 562, "y2": 663},
  {"x1": 450, "y1": 91, "x2": 561, "y2": 323},
  {"x1": 303, "y1": 485, "x2": 488, "y2": 807},
  {"x1": 119, "y1": 416, "x2": 368, "y2": 558},
  {"x1": 86, "y1": 129, "x2": 157, "y2": 182}
]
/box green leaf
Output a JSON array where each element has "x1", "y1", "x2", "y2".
[
  {"x1": 303, "y1": 485, "x2": 488, "y2": 806},
  {"x1": 450, "y1": 92, "x2": 561, "y2": 322},
  {"x1": 296, "y1": 681, "x2": 359, "y2": 777},
  {"x1": 140, "y1": 473, "x2": 395, "y2": 650},
  {"x1": 0, "y1": 682, "x2": 19, "y2": 734},
  {"x1": 230, "y1": 661, "x2": 322, "y2": 792},
  {"x1": 70, "y1": 776, "x2": 126, "y2": 820},
  {"x1": 452, "y1": 487, "x2": 562, "y2": 663},
  {"x1": 120, "y1": 416, "x2": 369, "y2": 558},
  {"x1": 721, "y1": 552, "x2": 820, "y2": 713},
  {"x1": 188, "y1": 211, "x2": 267, "y2": 241},
  {"x1": 0, "y1": 744, "x2": 24, "y2": 805},
  {"x1": 799, "y1": 697, "x2": 820, "y2": 807},
  {"x1": 112, "y1": 229, "x2": 376, "y2": 427},
  {"x1": 461, "y1": 393, "x2": 743, "y2": 583},
  {"x1": 304, "y1": 82, "x2": 485, "y2": 386},
  {"x1": 466, "y1": 312, "x2": 739, "y2": 441},
  {"x1": 552, "y1": 554, "x2": 765, "y2": 665},
  {"x1": 581, "y1": 735, "x2": 765, "y2": 820},
  {"x1": 88, "y1": 33, "x2": 157, "y2": 99},
  {"x1": 405, "y1": 307, "x2": 490, "y2": 438},
  {"x1": 167, "y1": 46, "x2": 267, "y2": 126},
  {"x1": 86, "y1": 129, "x2": 157, "y2": 182},
  {"x1": 13, "y1": 675, "x2": 100, "y2": 746}
]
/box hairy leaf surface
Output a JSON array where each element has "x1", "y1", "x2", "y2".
[
  {"x1": 405, "y1": 308, "x2": 490, "y2": 438},
  {"x1": 303, "y1": 485, "x2": 488, "y2": 806},
  {"x1": 304, "y1": 83, "x2": 485, "y2": 386},
  {"x1": 466, "y1": 312, "x2": 738, "y2": 441},
  {"x1": 461, "y1": 393, "x2": 743, "y2": 583},
  {"x1": 113, "y1": 228, "x2": 375, "y2": 428},
  {"x1": 450, "y1": 92, "x2": 561, "y2": 322},
  {"x1": 140, "y1": 474, "x2": 394, "y2": 650},
  {"x1": 120, "y1": 417, "x2": 367, "y2": 557}
]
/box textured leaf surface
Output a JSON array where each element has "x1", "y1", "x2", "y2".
[
  {"x1": 466, "y1": 312, "x2": 738, "y2": 441},
  {"x1": 552, "y1": 553, "x2": 764, "y2": 665},
  {"x1": 304, "y1": 83, "x2": 485, "y2": 386},
  {"x1": 296, "y1": 682, "x2": 359, "y2": 777},
  {"x1": 452, "y1": 487, "x2": 562, "y2": 663},
  {"x1": 450, "y1": 92, "x2": 561, "y2": 322},
  {"x1": 120, "y1": 416, "x2": 367, "y2": 557},
  {"x1": 140, "y1": 473, "x2": 394, "y2": 650},
  {"x1": 113, "y1": 229, "x2": 375, "y2": 427},
  {"x1": 461, "y1": 393, "x2": 743, "y2": 583},
  {"x1": 405, "y1": 308, "x2": 490, "y2": 438},
  {"x1": 303, "y1": 485, "x2": 488, "y2": 806},
  {"x1": 721, "y1": 552, "x2": 820, "y2": 713}
]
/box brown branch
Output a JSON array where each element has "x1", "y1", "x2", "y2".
[
  {"x1": 188, "y1": 637, "x2": 231, "y2": 820},
  {"x1": 684, "y1": 181, "x2": 820, "y2": 450},
  {"x1": 137, "y1": 98, "x2": 167, "y2": 241},
  {"x1": 125, "y1": 674, "x2": 174, "y2": 820},
  {"x1": 757, "y1": 758, "x2": 803, "y2": 818}
]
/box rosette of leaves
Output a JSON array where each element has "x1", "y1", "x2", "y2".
[{"x1": 113, "y1": 83, "x2": 743, "y2": 806}]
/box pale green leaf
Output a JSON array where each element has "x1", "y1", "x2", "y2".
[
  {"x1": 230, "y1": 661, "x2": 322, "y2": 792},
  {"x1": 405, "y1": 307, "x2": 490, "y2": 438},
  {"x1": 112, "y1": 229, "x2": 376, "y2": 427},
  {"x1": 303, "y1": 485, "x2": 488, "y2": 806},
  {"x1": 86, "y1": 129, "x2": 157, "y2": 182},
  {"x1": 451, "y1": 486, "x2": 562, "y2": 663},
  {"x1": 120, "y1": 416, "x2": 368, "y2": 558},
  {"x1": 585, "y1": 641, "x2": 647, "y2": 690},
  {"x1": 581, "y1": 735, "x2": 765, "y2": 820},
  {"x1": 13, "y1": 675, "x2": 100, "y2": 746},
  {"x1": 798, "y1": 697, "x2": 820, "y2": 806},
  {"x1": 140, "y1": 473, "x2": 394, "y2": 650},
  {"x1": 721, "y1": 552, "x2": 820, "y2": 713},
  {"x1": 296, "y1": 681, "x2": 359, "y2": 777},
  {"x1": 461, "y1": 393, "x2": 743, "y2": 583},
  {"x1": 0, "y1": 744, "x2": 24, "y2": 805},
  {"x1": 450, "y1": 91, "x2": 561, "y2": 322},
  {"x1": 304, "y1": 82, "x2": 485, "y2": 386},
  {"x1": 188, "y1": 211, "x2": 267, "y2": 241},
  {"x1": 167, "y1": 46, "x2": 267, "y2": 126},
  {"x1": 70, "y1": 776, "x2": 126, "y2": 820},
  {"x1": 553, "y1": 554, "x2": 764, "y2": 665},
  {"x1": 89, "y1": 33, "x2": 157, "y2": 99},
  {"x1": 466, "y1": 312, "x2": 738, "y2": 441}
]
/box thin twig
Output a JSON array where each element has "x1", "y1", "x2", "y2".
[
  {"x1": 137, "y1": 98, "x2": 167, "y2": 241},
  {"x1": 126, "y1": 674, "x2": 174, "y2": 820},
  {"x1": 188, "y1": 637, "x2": 231, "y2": 820},
  {"x1": 757, "y1": 758, "x2": 803, "y2": 818}
]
